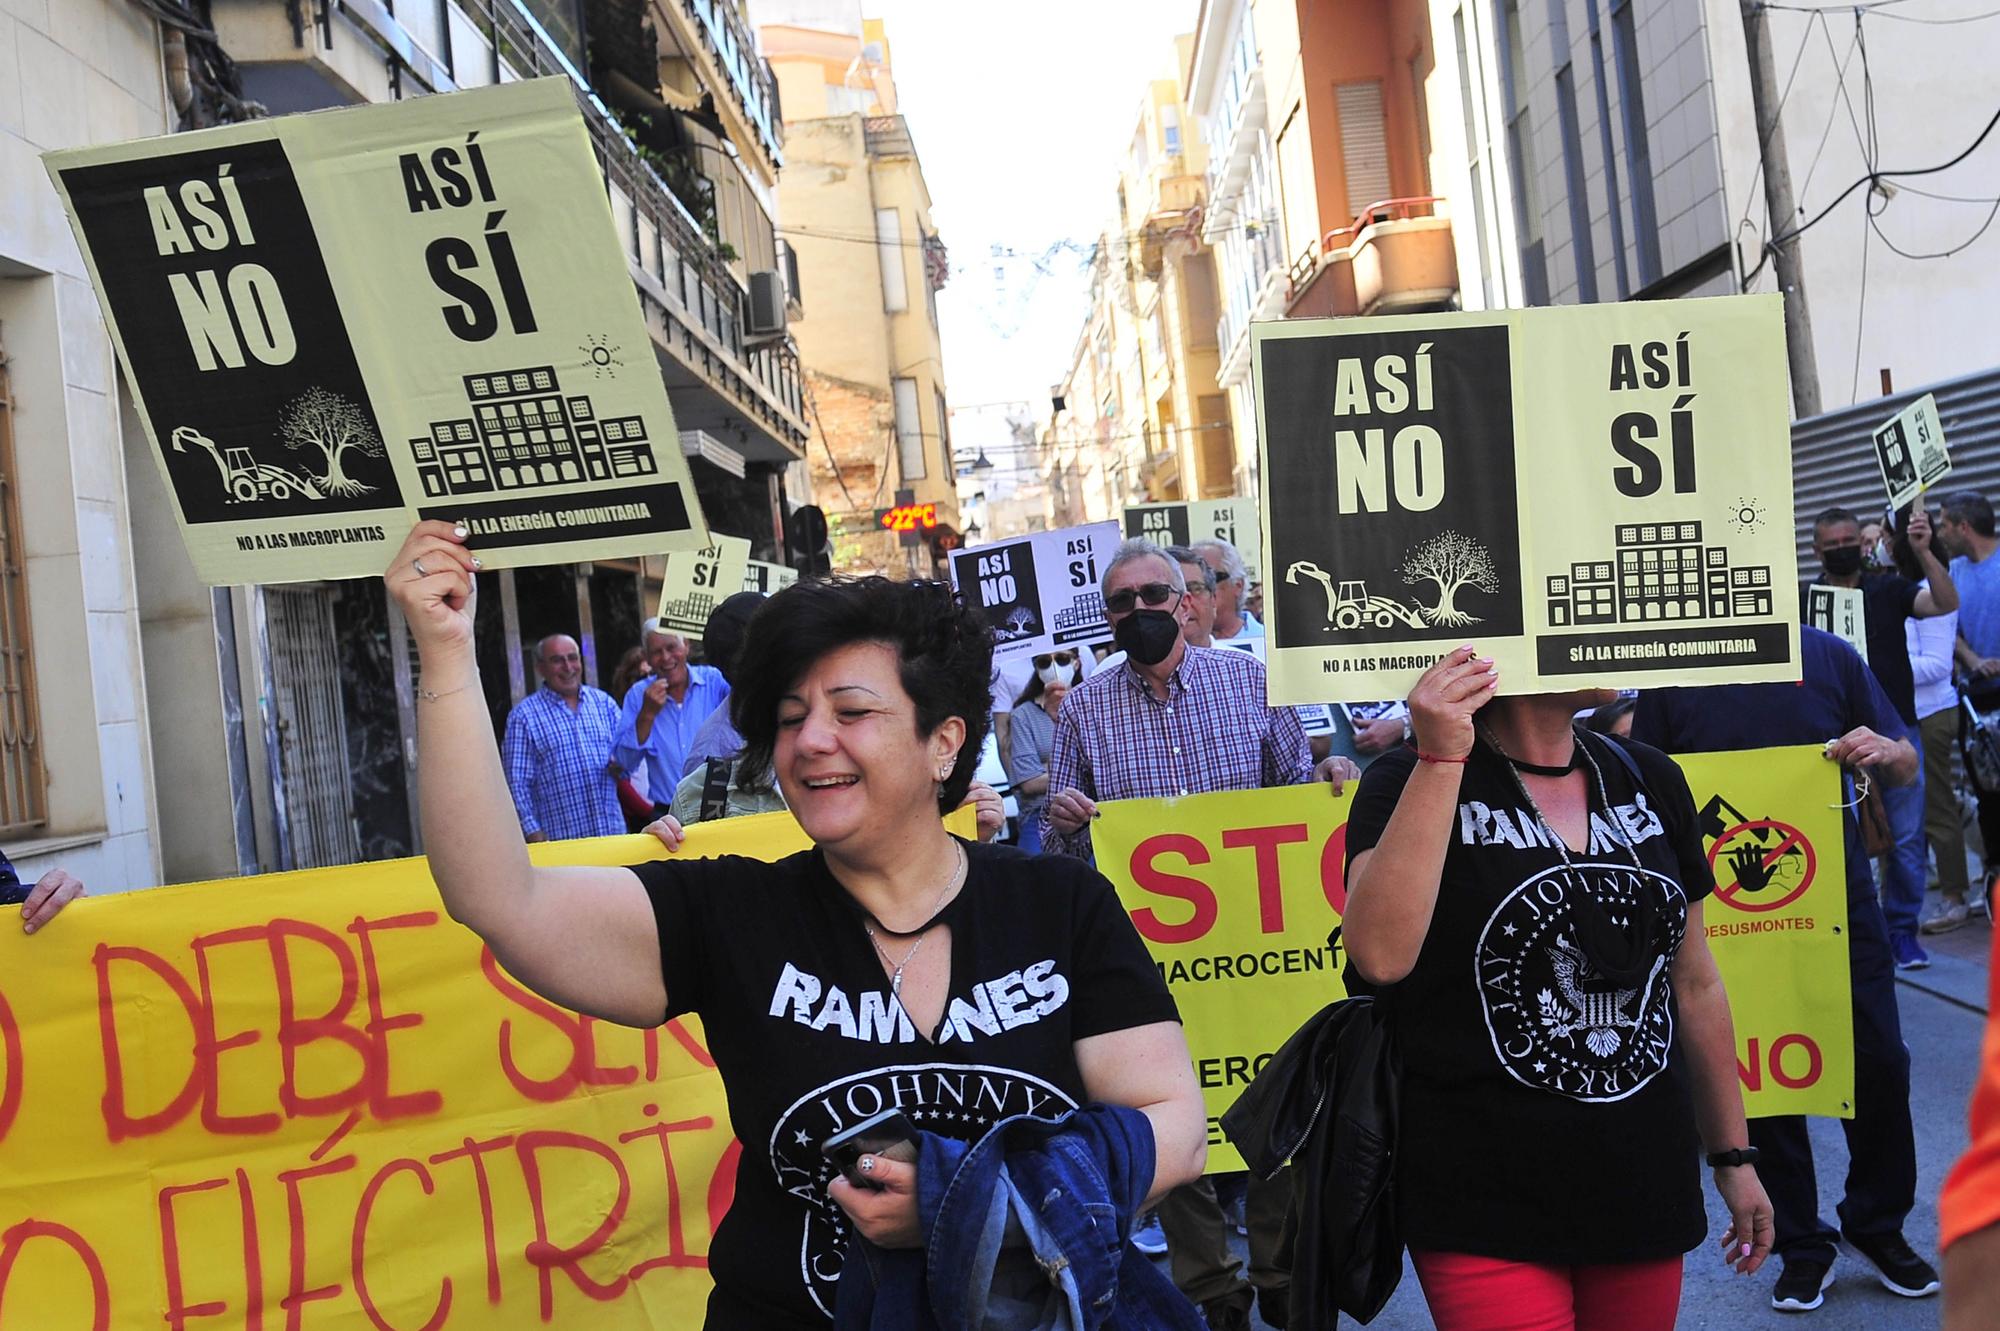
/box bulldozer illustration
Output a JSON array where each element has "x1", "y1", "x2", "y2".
[
  {"x1": 170, "y1": 426, "x2": 325, "y2": 504},
  {"x1": 1286, "y1": 561, "x2": 1428, "y2": 630}
]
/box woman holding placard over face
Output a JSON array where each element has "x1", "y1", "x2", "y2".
[
  {"x1": 1339, "y1": 647, "x2": 1772, "y2": 1330},
  {"x1": 385, "y1": 520, "x2": 1206, "y2": 1329}
]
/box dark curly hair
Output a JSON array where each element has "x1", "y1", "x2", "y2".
[{"x1": 730, "y1": 577, "x2": 995, "y2": 814}]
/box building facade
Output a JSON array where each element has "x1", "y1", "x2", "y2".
[
  {"x1": 0, "y1": 0, "x2": 170, "y2": 893},
  {"x1": 1260, "y1": 0, "x2": 1460, "y2": 324},
  {"x1": 760, "y1": 6, "x2": 959, "y2": 575},
  {"x1": 1045, "y1": 36, "x2": 1238, "y2": 527},
  {"x1": 6, "y1": 0, "x2": 814, "y2": 886},
  {"x1": 1431, "y1": 0, "x2": 2000, "y2": 417},
  {"x1": 1187, "y1": 0, "x2": 1292, "y2": 498}
]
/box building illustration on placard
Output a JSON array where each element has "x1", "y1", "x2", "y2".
[
  {"x1": 1051, "y1": 591, "x2": 1104, "y2": 636},
  {"x1": 407, "y1": 365, "x2": 659, "y2": 499},
  {"x1": 1545, "y1": 521, "x2": 1774, "y2": 628},
  {"x1": 662, "y1": 590, "x2": 717, "y2": 630}
]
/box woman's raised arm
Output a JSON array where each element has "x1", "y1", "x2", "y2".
[{"x1": 387, "y1": 520, "x2": 669, "y2": 1027}]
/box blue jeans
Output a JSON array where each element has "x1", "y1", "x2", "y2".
[
  {"x1": 1878, "y1": 721, "x2": 1928, "y2": 938},
  {"x1": 1015, "y1": 809, "x2": 1044, "y2": 855},
  {"x1": 1750, "y1": 854, "x2": 1916, "y2": 1257}
]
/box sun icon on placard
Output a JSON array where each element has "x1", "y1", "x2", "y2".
[
  {"x1": 1728, "y1": 497, "x2": 1767, "y2": 533},
  {"x1": 579, "y1": 334, "x2": 624, "y2": 379}
]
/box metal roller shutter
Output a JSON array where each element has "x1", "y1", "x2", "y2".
[
  {"x1": 1790, "y1": 367, "x2": 2000, "y2": 576},
  {"x1": 1336, "y1": 81, "x2": 1392, "y2": 220}
]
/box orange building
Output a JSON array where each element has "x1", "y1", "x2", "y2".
[{"x1": 1251, "y1": 0, "x2": 1459, "y2": 319}]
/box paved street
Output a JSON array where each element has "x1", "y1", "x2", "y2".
[{"x1": 1219, "y1": 886, "x2": 1990, "y2": 1329}]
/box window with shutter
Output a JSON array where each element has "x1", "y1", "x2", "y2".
[{"x1": 1335, "y1": 81, "x2": 1392, "y2": 220}]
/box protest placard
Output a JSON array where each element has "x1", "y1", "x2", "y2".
[
  {"x1": 1805, "y1": 585, "x2": 1869, "y2": 662},
  {"x1": 657, "y1": 535, "x2": 752, "y2": 635},
  {"x1": 45, "y1": 78, "x2": 706, "y2": 585},
  {"x1": 948, "y1": 521, "x2": 1120, "y2": 662},
  {"x1": 1253, "y1": 294, "x2": 1799, "y2": 704},
  {"x1": 1123, "y1": 499, "x2": 1262, "y2": 582},
  {"x1": 1089, "y1": 745, "x2": 1851, "y2": 1170},
  {"x1": 743, "y1": 559, "x2": 799, "y2": 597},
  {"x1": 1872, "y1": 392, "x2": 1951, "y2": 511}
]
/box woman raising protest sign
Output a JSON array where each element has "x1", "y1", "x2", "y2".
[
  {"x1": 1340, "y1": 647, "x2": 1774, "y2": 1330},
  {"x1": 385, "y1": 520, "x2": 1205, "y2": 1328}
]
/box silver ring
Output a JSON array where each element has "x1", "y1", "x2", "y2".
[
  {"x1": 412, "y1": 557, "x2": 429, "y2": 577},
  {"x1": 858, "y1": 1155, "x2": 876, "y2": 1175}
]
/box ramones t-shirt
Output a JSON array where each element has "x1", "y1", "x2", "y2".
[
  {"x1": 630, "y1": 838, "x2": 1178, "y2": 1328},
  {"x1": 1344, "y1": 733, "x2": 1713, "y2": 1264}
]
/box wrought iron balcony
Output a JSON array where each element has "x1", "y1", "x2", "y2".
[{"x1": 311, "y1": 0, "x2": 806, "y2": 446}]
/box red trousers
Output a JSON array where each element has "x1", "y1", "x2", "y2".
[{"x1": 1409, "y1": 1249, "x2": 1682, "y2": 1331}]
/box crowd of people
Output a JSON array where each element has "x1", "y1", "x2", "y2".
[
  {"x1": 17, "y1": 492, "x2": 2000, "y2": 1328},
  {"x1": 390, "y1": 501, "x2": 2000, "y2": 1329}
]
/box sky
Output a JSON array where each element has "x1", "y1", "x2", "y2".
[{"x1": 858, "y1": 1, "x2": 1200, "y2": 455}]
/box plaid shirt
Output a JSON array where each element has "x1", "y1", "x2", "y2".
[
  {"x1": 502, "y1": 685, "x2": 626, "y2": 840},
  {"x1": 1041, "y1": 645, "x2": 1312, "y2": 859}
]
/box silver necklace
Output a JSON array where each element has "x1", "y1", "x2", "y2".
[
  {"x1": 1478, "y1": 724, "x2": 1643, "y2": 879},
  {"x1": 863, "y1": 840, "x2": 966, "y2": 995}
]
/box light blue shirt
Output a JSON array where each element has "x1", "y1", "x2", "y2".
[
  {"x1": 1953, "y1": 551, "x2": 2000, "y2": 658},
  {"x1": 613, "y1": 665, "x2": 731, "y2": 801},
  {"x1": 502, "y1": 685, "x2": 625, "y2": 839},
  {"x1": 1216, "y1": 609, "x2": 1265, "y2": 640}
]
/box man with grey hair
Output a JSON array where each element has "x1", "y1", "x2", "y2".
[
  {"x1": 1041, "y1": 537, "x2": 1355, "y2": 1330},
  {"x1": 612, "y1": 617, "x2": 730, "y2": 804},
  {"x1": 502, "y1": 634, "x2": 625, "y2": 841},
  {"x1": 1193, "y1": 537, "x2": 1262, "y2": 641}
]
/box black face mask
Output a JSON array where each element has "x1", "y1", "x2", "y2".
[
  {"x1": 1821, "y1": 545, "x2": 1864, "y2": 577},
  {"x1": 1114, "y1": 608, "x2": 1182, "y2": 666}
]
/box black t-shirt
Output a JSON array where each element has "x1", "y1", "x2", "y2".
[
  {"x1": 1803, "y1": 574, "x2": 1922, "y2": 724},
  {"x1": 1344, "y1": 733, "x2": 1713, "y2": 1264},
  {"x1": 631, "y1": 838, "x2": 1178, "y2": 1328}
]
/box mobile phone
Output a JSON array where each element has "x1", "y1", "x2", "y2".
[{"x1": 820, "y1": 1107, "x2": 919, "y2": 1190}]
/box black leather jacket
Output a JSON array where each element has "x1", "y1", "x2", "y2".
[{"x1": 1220, "y1": 991, "x2": 1402, "y2": 1328}]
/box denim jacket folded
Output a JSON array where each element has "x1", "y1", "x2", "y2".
[{"x1": 834, "y1": 1103, "x2": 1204, "y2": 1331}]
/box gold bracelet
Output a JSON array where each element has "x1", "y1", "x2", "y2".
[{"x1": 416, "y1": 677, "x2": 479, "y2": 703}]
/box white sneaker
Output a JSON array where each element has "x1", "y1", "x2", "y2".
[{"x1": 1921, "y1": 902, "x2": 1971, "y2": 934}]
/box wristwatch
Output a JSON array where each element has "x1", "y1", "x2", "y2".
[{"x1": 1705, "y1": 1147, "x2": 1761, "y2": 1169}]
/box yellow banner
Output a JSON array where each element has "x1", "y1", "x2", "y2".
[
  {"x1": 1090, "y1": 745, "x2": 1853, "y2": 1171},
  {"x1": 45, "y1": 79, "x2": 707, "y2": 585},
  {"x1": 1681, "y1": 745, "x2": 1855, "y2": 1119},
  {"x1": 1253, "y1": 295, "x2": 1800, "y2": 703},
  {"x1": 0, "y1": 822, "x2": 779, "y2": 1327},
  {"x1": 1091, "y1": 784, "x2": 1353, "y2": 1173}
]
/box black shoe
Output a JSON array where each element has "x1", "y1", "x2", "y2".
[
  {"x1": 1771, "y1": 1255, "x2": 1835, "y2": 1312},
  {"x1": 1842, "y1": 1230, "x2": 1941, "y2": 1297},
  {"x1": 1199, "y1": 1294, "x2": 1252, "y2": 1331}
]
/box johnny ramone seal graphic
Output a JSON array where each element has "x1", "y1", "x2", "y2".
[
  {"x1": 1476, "y1": 864, "x2": 1687, "y2": 1102},
  {"x1": 768, "y1": 1062, "x2": 1077, "y2": 1315}
]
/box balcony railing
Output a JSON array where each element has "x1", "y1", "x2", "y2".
[
  {"x1": 864, "y1": 115, "x2": 918, "y2": 158},
  {"x1": 1288, "y1": 196, "x2": 1457, "y2": 319},
  {"x1": 330, "y1": 0, "x2": 805, "y2": 438},
  {"x1": 682, "y1": 0, "x2": 783, "y2": 166}
]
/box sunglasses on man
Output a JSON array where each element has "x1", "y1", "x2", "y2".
[
  {"x1": 1032, "y1": 651, "x2": 1077, "y2": 669},
  {"x1": 1104, "y1": 583, "x2": 1183, "y2": 615}
]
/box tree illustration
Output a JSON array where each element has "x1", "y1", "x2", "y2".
[
  {"x1": 1399, "y1": 530, "x2": 1498, "y2": 626},
  {"x1": 278, "y1": 388, "x2": 385, "y2": 498}
]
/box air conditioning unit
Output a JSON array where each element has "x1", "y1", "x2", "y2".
[{"x1": 747, "y1": 270, "x2": 787, "y2": 336}]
